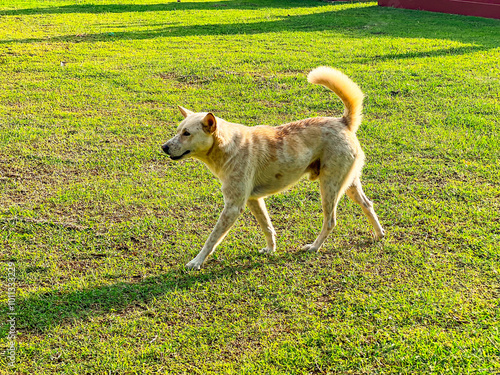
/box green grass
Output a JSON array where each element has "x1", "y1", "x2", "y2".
[{"x1": 0, "y1": 0, "x2": 499, "y2": 373}]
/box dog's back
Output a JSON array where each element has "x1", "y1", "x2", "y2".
[{"x1": 243, "y1": 68, "x2": 365, "y2": 199}]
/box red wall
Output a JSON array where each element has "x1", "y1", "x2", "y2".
[{"x1": 378, "y1": 0, "x2": 500, "y2": 19}]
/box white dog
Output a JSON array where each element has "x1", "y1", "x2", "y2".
[{"x1": 163, "y1": 67, "x2": 385, "y2": 270}]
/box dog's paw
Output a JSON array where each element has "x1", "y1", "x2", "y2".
[
  {"x1": 302, "y1": 244, "x2": 319, "y2": 252},
  {"x1": 185, "y1": 258, "x2": 202, "y2": 271},
  {"x1": 258, "y1": 247, "x2": 275, "y2": 255},
  {"x1": 373, "y1": 229, "x2": 386, "y2": 241}
]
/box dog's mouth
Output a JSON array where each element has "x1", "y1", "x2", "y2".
[{"x1": 169, "y1": 150, "x2": 191, "y2": 160}]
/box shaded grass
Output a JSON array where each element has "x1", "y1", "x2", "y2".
[{"x1": 0, "y1": 0, "x2": 499, "y2": 373}]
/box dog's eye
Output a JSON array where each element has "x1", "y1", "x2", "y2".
[{"x1": 182, "y1": 131, "x2": 191, "y2": 136}]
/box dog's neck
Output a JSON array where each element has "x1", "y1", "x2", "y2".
[{"x1": 195, "y1": 120, "x2": 243, "y2": 179}]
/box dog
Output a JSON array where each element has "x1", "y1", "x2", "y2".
[{"x1": 162, "y1": 67, "x2": 385, "y2": 270}]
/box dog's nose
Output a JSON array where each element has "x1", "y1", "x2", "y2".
[{"x1": 161, "y1": 144, "x2": 170, "y2": 154}]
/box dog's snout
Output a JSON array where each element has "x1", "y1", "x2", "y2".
[{"x1": 162, "y1": 143, "x2": 170, "y2": 154}]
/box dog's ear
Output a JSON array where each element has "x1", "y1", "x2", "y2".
[
  {"x1": 178, "y1": 105, "x2": 193, "y2": 118},
  {"x1": 201, "y1": 113, "x2": 217, "y2": 134}
]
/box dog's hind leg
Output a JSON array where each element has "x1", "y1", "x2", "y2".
[
  {"x1": 303, "y1": 173, "x2": 344, "y2": 252},
  {"x1": 346, "y1": 178, "x2": 385, "y2": 240},
  {"x1": 247, "y1": 198, "x2": 276, "y2": 254}
]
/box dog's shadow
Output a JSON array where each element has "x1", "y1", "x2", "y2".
[{"x1": 6, "y1": 239, "x2": 376, "y2": 335}]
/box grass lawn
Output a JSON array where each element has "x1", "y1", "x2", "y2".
[{"x1": 0, "y1": 0, "x2": 499, "y2": 373}]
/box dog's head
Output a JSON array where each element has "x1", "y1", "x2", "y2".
[{"x1": 162, "y1": 106, "x2": 217, "y2": 161}]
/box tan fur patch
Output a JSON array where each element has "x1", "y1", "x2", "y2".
[{"x1": 275, "y1": 117, "x2": 328, "y2": 139}]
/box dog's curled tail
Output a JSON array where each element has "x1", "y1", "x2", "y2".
[{"x1": 307, "y1": 66, "x2": 364, "y2": 133}]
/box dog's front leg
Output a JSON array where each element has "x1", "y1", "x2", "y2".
[{"x1": 185, "y1": 204, "x2": 244, "y2": 270}]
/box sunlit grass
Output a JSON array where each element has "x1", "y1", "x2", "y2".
[{"x1": 0, "y1": 0, "x2": 499, "y2": 373}]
